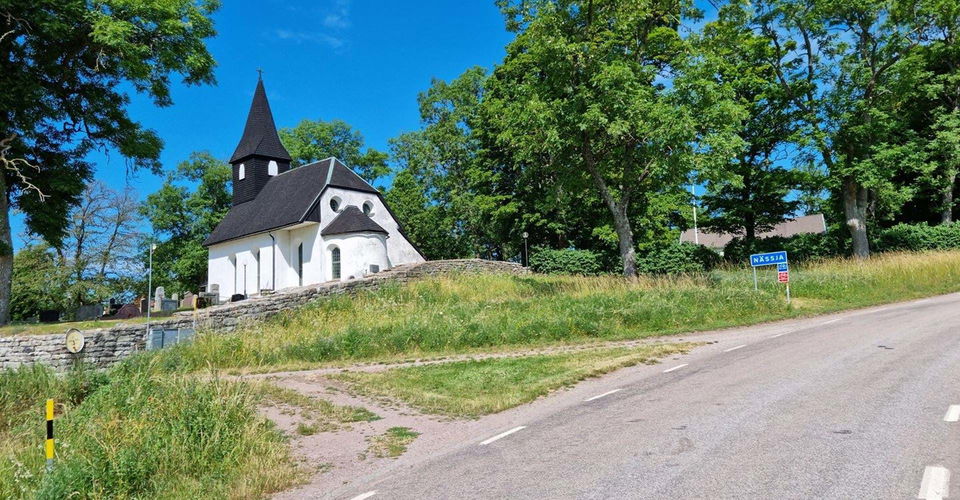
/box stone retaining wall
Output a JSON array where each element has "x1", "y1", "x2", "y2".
[{"x1": 0, "y1": 259, "x2": 526, "y2": 371}]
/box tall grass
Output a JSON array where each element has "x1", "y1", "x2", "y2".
[
  {"x1": 0, "y1": 360, "x2": 299, "y2": 499},
  {"x1": 156, "y1": 250, "x2": 960, "y2": 373}
]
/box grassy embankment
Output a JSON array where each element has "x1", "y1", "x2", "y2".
[
  {"x1": 155, "y1": 250, "x2": 960, "y2": 373},
  {"x1": 0, "y1": 358, "x2": 374, "y2": 499},
  {"x1": 0, "y1": 317, "x2": 150, "y2": 337}
]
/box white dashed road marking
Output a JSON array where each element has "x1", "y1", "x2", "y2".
[
  {"x1": 918, "y1": 466, "x2": 950, "y2": 500},
  {"x1": 480, "y1": 426, "x2": 526, "y2": 445},
  {"x1": 945, "y1": 405, "x2": 960, "y2": 423},
  {"x1": 822, "y1": 318, "x2": 842, "y2": 325},
  {"x1": 663, "y1": 364, "x2": 688, "y2": 373},
  {"x1": 771, "y1": 332, "x2": 788, "y2": 338},
  {"x1": 350, "y1": 491, "x2": 377, "y2": 500},
  {"x1": 724, "y1": 344, "x2": 747, "y2": 353},
  {"x1": 585, "y1": 389, "x2": 621, "y2": 402}
]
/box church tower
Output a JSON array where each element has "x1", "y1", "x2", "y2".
[{"x1": 229, "y1": 77, "x2": 292, "y2": 205}]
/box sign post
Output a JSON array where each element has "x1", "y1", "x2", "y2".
[{"x1": 749, "y1": 251, "x2": 790, "y2": 303}]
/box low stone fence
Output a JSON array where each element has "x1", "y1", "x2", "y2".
[{"x1": 0, "y1": 259, "x2": 526, "y2": 371}]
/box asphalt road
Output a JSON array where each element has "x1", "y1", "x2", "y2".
[{"x1": 340, "y1": 294, "x2": 960, "y2": 500}]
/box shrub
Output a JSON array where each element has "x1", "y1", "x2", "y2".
[
  {"x1": 529, "y1": 248, "x2": 605, "y2": 275},
  {"x1": 724, "y1": 231, "x2": 846, "y2": 262},
  {"x1": 636, "y1": 243, "x2": 721, "y2": 274},
  {"x1": 876, "y1": 222, "x2": 960, "y2": 252}
]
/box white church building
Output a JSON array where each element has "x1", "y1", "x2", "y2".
[{"x1": 203, "y1": 78, "x2": 424, "y2": 301}]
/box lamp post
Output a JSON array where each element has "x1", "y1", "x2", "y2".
[
  {"x1": 691, "y1": 183, "x2": 699, "y2": 245},
  {"x1": 522, "y1": 231, "x2": 529, "y2": 267}
]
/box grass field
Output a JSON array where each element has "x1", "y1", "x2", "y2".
[
  {"x1": 0, "y1": 360, "x2": 309, "y2": 499},
  {"x1": 154, "y1": 250, "x2": 960, "y2": 373},
  {"x1": 335, "y1": 344, "x2": 693, "y2": 417},
  {"x1": 0, "y1": 316, "x2": 150, "y2": 337}
]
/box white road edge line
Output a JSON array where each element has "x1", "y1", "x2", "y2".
[
  {"x1": 945, "y1": 405, "x2": 960, "y2": 423},
  {"x1": 663, "y1": 364, "x2": 688, "y2": 373},
  {"x1": 480, "y1": 426, "x2": 526, "y2": 445},
  {"x1": 918, "y1": 465, "x2": 950, "y2": 500},
  {"x1": 771, "y1": 332, "x2": 787, "y2": 338},
  {"x1": 724, "y1": 344, "x2": 747, "y2": 352},
  {"x1": 585, "y1": 389, "x2": 622, "y2": 402},
  {"x1": 350, "y1": 491, "x2": 377, "y2": 500},
  {"x1": 822, "y1": 318, "x2": 841, "y2": 325}
]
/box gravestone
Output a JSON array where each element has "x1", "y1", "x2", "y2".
[
  {"x1": 39, "y1": 310, "x2": 60, "y2": 323},
  {"x1": 171, "y1": 292, "x2": 179, "y2": 302},
  {"x1": 75, "y1": 304, "x2": 102, "y2": 321},
  {"x1": 139, "y1": 298, "x2": 149, "y2": 314},
  {"x1": 180, "y1": 292, "x2": 196, "y2": 309},
  {"x1": 114, "y1": 303, "x2": 141, "y2": 319},
  {"x1": 160, "y1": 299, "x2": 178, "y2": 311},
  {"x1": 153, "y1": 286, "x2": 165, "y2": 311}
]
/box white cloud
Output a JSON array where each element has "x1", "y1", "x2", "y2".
[{"x1": 275, "y1": 29, "x2": 344, "y2": 49}]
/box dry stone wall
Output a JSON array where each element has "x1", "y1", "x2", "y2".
[{"x1": 0, "y1": 259, "x2": 526, "y2": 371}]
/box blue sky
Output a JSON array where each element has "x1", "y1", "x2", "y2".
[{"x1": 12, "y1": 0, "x2": 514, "y2": 247}]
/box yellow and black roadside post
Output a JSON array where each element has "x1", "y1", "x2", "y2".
[{"x1": 45, "y1": 399, "x2": 54, "y2": 471}]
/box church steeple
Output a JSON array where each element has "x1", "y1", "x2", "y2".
[{"x1": 230, "y1": 76, "x2": 292, "y2": 205}]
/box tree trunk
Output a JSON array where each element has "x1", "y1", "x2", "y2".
[
  {"x1": 581, "y1": 140, "x2": 638, "y2": 277},
  {"x1": 0, "y1": 174, "x2": 11, "y2": 325},
  {"x1": 843, "y1": 178, "x2": 870, "y2": 258},
  {"x1": 941, "y1": 170, "x2": 956, "y2": 224},
  {"x1": 611, "y1": 208, "x2": 638, "y2": 277}
]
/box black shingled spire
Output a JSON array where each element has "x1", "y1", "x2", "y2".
[
  {"x1": 230, "y1": 77, "x2": 291, "y2": 163},
  {"x1": 230, "y1": 77, "x2": 293, "y2": 205}
]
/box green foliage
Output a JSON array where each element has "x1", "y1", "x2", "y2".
[
  {"x1": 529, "y1": 248, "x2": 605, "y2": 275},
  {"x1": 141, "y1": 152, "x2": 232, "y2": 293},
  {"x1": 10, "y1": 244, "x2": 67, "y2": 320},
  {"x1": 0, "y1": 360, "x2": 297, "y2": 499},
  {"x1": 723, "y1": 232, "x2": 848, "y2": 263},
  {"x1": 876, "y1": 222, "x2": 960, "y2": 251},
  {"x1": 636, "y1": 243, "x2": 721, "y2": 274},
  {"x1": 1, "y1": 0, "x2": 219, "y2": 247},
  {"x1": 280, "y1": 118, "x2": 389, "y2": 181}
]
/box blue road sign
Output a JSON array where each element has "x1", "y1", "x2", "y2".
[
  {"x1": 777, "y1": 263, "x2": 788, "y2": 272},
  {"x1": 750, "y1": 251, "x2": 788, "y2": 267}
]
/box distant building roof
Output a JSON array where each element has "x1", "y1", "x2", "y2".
[
  {"x1": 203, "y1": 157, "x2": 379, "y2": 246},
  {"x1": 321, "y1": 205, "x2": 388, "y2": 236},
  {"x1": 680, "y1": 213, "x2": 827, "y2": 249}
]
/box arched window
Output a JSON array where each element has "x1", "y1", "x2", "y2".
[
  {"x1": 268, "y1": 160, "x2": 278, "y2": 176},
  {"x1": 238, "y1": 163, "x2": 246, "y2": 180},
  {"x1": 331, "y1": 247, "x2": 341, "y2": 280},
  {"x1": 297, "y1": 243, "x2": 304, "y2": 287}
]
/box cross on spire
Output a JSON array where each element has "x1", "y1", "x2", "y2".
[{"x1": 256, "y1": 67, "x2": 263, "y2": 80}]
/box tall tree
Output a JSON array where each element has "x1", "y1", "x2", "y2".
[
  {"x1": 141, "y1": 152, "x2": 231, "y2": 293},
  {"x1": 10, "y1": 244, "x2": 68, "y2": 321},
  {"x1": 0, "y1": 0, "x2": 219, "y2": 323},
  {"x1": 279, "y1": 119, "x2": 389, "y2": 181},
  {"x1": 57, "y1": 182, "x2": 143, "y2": 310},
  {"x1": 751, "y1": 0, "x2": 932, "y2": 257},
  {"x1": 698, "y1": 2, "x2": 801, "y2": 242},
  {"x1": 486, "y1": 0, "x2": 744, "y2": 276}
]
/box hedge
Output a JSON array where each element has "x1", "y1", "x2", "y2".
[{"x1": 529, "y1": 248, "x2": 605, "y2": 275}]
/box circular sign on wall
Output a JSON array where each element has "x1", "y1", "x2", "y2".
[{"x1": 65, "y1": 328, "x2": 85, "y2": 354}]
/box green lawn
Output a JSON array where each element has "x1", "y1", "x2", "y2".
[
  {"x1": 335, "y1": 344, "x2": 693, "y2": 418},
  {"x1": 154, "y1": 250, "x2": 960, "y2": 373}
]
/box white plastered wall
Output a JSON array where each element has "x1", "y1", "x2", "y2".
[
  {"x1": 319, "y1": 187, "x2": 424, "y2": 266},
  {"x1": 207, "y1": 232, "x2": 286, "y2": 301},
  {"x1": 322, "y1": 232, "x2": 389, "y2": 281}
]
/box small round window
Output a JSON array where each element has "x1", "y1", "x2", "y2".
[
  {"x1": 330, "y1": 197, "x2": 341, "y2": 212},
  {"x1": 362, "y1": 201, "x2": 374, "y2": 216}
]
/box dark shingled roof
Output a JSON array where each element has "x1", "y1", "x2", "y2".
[
  {"x1": 203, "y1": 158, "x2": 380, "y2": 246},
  {"x1": 229, "y1": 78, "x2": 292, "y2": 163},
  {"x1": 321, "y1": 205, "x2": 387, "y2": 236}
]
